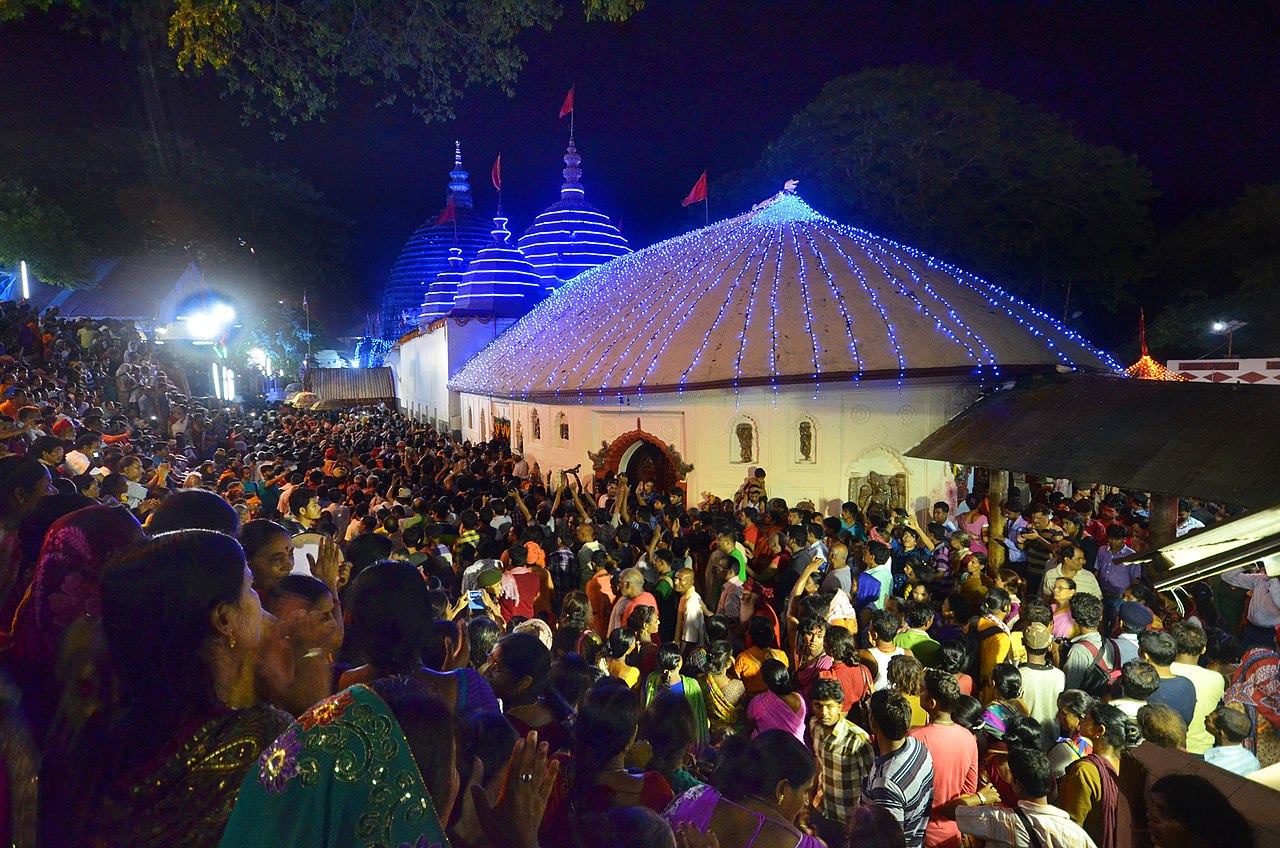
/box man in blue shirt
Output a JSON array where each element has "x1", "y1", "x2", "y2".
[{"x1": 1138, "y1": 629, "x2": 1198, "y2": 727}]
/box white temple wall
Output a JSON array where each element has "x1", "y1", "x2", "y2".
[
  {"x1": 458, "y1": 379, "x2": 980, "y2": 518},
  {"x1": 394, "y1": 317, "x2": 522, "y2": 432}
]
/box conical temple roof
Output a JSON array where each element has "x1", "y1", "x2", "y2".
[
  {"x1": 451, "y1": 214, "x2": 543, "y2": 318},
  {"x1": 518, "y1": 139, "x2": 629, "y2": 291},
  {"x1": 419, "y1": 247, "x2": 467, "y2": 324},
  {"x1": 451, "y1": 191, "x2": 1121, "y2": 399},
  {"x1": 380, "y1": 142, "x2": 490, "y2": 337}
]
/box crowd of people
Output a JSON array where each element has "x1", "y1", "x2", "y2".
[{"x1": 0, "y1": 297, "x2": 1268, "y2": 848}]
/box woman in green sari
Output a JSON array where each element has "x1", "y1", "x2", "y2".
[
  {"x1": 642, "y1": 643, "x2": 709, "y2": 752},
  {"x1": 222, "y1": 679, "x2": 558, "y2": 848}
]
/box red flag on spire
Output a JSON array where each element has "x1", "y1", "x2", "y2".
[
  {"x1": 559, "y1": 85, "x2": 575, "y2": 119},
  {"x1": 433, "y1": 196, "x2": 456, "y2": 227},
  {"x1": 681, "y1": 171, "x2": 708, "y2": 207},
  {"x1": 491, "y1": 154, "x2": 502, "y2": 192}
]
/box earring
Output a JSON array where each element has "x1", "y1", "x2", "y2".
[
  {"x1": 777, "y1": 793, "x2": 785, "y2": 807},
  {"x1": 228, "y1": 633, "x2": 236, "y2": 650}
]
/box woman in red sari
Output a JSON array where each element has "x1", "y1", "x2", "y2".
[
  {"x1": 1224, "y1": 627, "x2": 1280, "y2": 765},
  {"x1": 7, "y1": 505, "x2": 144, "y2": 738},
  {"x1": 42, "y1": 530, "x2": 292, "y2": 848}
]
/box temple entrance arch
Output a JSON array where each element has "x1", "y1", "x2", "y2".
[
  {"x1": 623, "y1": 439, "x2": 676, "y2": 494},
  {"x1": 590, "y1": 421, "x2": 685, "y2": 497}
]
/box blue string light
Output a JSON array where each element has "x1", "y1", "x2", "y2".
[
  {"x1": 786, "y1": 225, "x2": 824, "y2": 400},
  {"x1": 447, "y1": 192, "x2": 1121, "y2": 400}
]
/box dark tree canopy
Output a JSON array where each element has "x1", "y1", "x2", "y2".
[
  {"x1": 0, "y1": 128, "x2": 351, "y2": 293},
  {"x1": 3, "y1": 0, "x2": 642, "y2": 131},
  {"x1": 1145, "y1": 181, "x2": 1280, "y2": 359},
  {"x1": 716, "y1": 66, "x2": 1157, "y2": 317},
  {"x1": 0, "y1": 179, "x2": 92, "y2": 288}
]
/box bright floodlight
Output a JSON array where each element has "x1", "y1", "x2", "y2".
[
  {"x1": 183, "y1": 302, "x2": 236, "y2": 339},
  {"x1": 248, "y1": 347, "x2": 269, "y2": 370},
  {"x1": 1212, "y1": 322, "x2": 1226, "y2": 332}
]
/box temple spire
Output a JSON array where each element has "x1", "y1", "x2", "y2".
[
  {"x1": 448, "y1": 140, "x2": 474, "y2": 209},
  {"x1": 561, "y1": 137, "x2": 584, "y2": 200},
  {"x1": 490, "y1": 211, "x2": 512, "y2": 245}
]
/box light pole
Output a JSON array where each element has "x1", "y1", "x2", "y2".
[{"x1": 1211, "y1": 320, "x2": 1247, "y2": 357}]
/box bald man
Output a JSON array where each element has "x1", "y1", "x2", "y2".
[{"x1": 608, "y1": 567, "x2": 658, "y2": 634}]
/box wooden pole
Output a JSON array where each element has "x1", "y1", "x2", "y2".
[
  {"x1": 987, "y1": 469, "x2": 1008, "y2": 571},
  {"x1": 1149, "y1": 492, "x2": 1178, "y2": 549}
]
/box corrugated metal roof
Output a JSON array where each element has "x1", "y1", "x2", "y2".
[
  {"x1": 906, "y1": 373, "x2": 1280, "y2": 509},
  {"x1": 311, "y1": 368, "x2": 396, "y2": 407}
]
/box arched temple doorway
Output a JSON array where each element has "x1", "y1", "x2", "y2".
[
  {"x1": 624, "y1": 439, "x2": 676, "y2": 493},
  {"x1": 590, "y1": 421, "x2": 687, "y2": 497}
]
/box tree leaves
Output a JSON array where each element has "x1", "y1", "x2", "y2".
[
  {"x1": 0, "y1": 128, "x2": 350, "y2": 294},
  {"x1": 1144, "y1": 181, "x2": 1280, "y2": 358},
  {"x1": 0, "y1": 179, "x2": 93, "y2": 288},
  {"x1": 5, "y1": 0, "x2": 636, "y2": 132}
]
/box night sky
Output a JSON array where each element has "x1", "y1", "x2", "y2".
[{"x1": 1, "y1": 1, "x2": 1277, "y2": 341}]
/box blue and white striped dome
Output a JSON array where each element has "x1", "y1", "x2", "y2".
[
  {"x1": 381, "y1": 142, "x2": 490, "y2": 337},
  {"x1": 451, "y1": 215, "x2": 543, "y2": 318},
  {"x1": 518, "y1": 140, "x2": 629, "y2": 291},
  {"x1": 419, "y1": 247, "x2": 466, "y2": 323}
]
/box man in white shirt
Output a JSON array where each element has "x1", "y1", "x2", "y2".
[
  {"x1": 62, "y1": 432, "x2": 101, "y2": 476},
  {"x1": 1169, "y1": 622, "x2": 1226, "y2": 755},
  {"x1": 863, "y1": 542, "x2": 894, "y2": 611},
  {"x1": 1175, "y1": 499, "x2": 1205, "y2": 537},
  {"x1": 1019, "y1": 624, "x2": 1066, "y2": 742},
  {"x1": 956, "y1": 747, "x2": 1096, "y2": 848},
  {"x1": 1041, "y1": 545, "x2": 1102, "y2": 600},
  {"x1": 1221, "y1": 563, "x2": 1280, "y2": 649}
]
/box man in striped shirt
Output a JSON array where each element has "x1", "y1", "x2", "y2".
[
  {"x1": 865, "y1": 689, "x2": 935, "y2": 848},
  {"x1": 1203, "y1": 706, "x2": 1262, "y2": 776}
]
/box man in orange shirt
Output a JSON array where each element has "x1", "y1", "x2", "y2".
[
  {"x1": 608, "y1": 567, "x2": 657, "y2": 634},
  {"x1": 584, "y1": 550, "x2": 616, "y2": 637}
]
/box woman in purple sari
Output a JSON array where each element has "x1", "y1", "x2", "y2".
[{"x1": 664, "y1": 730, "x2": 822, "y2": 848}]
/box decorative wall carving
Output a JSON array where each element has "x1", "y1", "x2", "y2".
[{"x1": 848, "y1": 471, "x2": 908, "y2": 518}]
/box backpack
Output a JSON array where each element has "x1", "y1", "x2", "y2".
[{"x1": 1074, "y1": 636, "x2": 1121, "y2": 697}]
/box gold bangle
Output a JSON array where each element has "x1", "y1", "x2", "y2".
[{"x1": 303, "y1": 648, "x2": 326, "y2": 659}]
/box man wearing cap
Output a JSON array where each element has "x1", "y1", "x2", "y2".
[
  {"x1": 511, "y1": 452, "x2": 529, "y2": 480},
  {"x1": 1019, "y1": 623, "x2": 1065, "y2": 743},
  {"x1": 1115, "y1": 602, "x2": 1152, "y2": 665}
]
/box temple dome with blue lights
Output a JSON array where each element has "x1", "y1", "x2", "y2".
[
  {"x1": 451, "y1": 189, "x2": 1121, "y2": 399},
  {"x1": 419, "y1": 247, "x2": 466, "y2": 324},
  {"x1": 517, "y1": 138, "x2": 630, "y2": 291},
  {"x1": 380, "y1": 142, "x2": 492, "y2": 337},
  {"x1": 450, "y1": 212, "x2": 543, "y2": 318}
]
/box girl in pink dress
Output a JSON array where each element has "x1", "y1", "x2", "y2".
[{"x1": 746, "y1": 659, "x2": 807, "y2": 742}]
